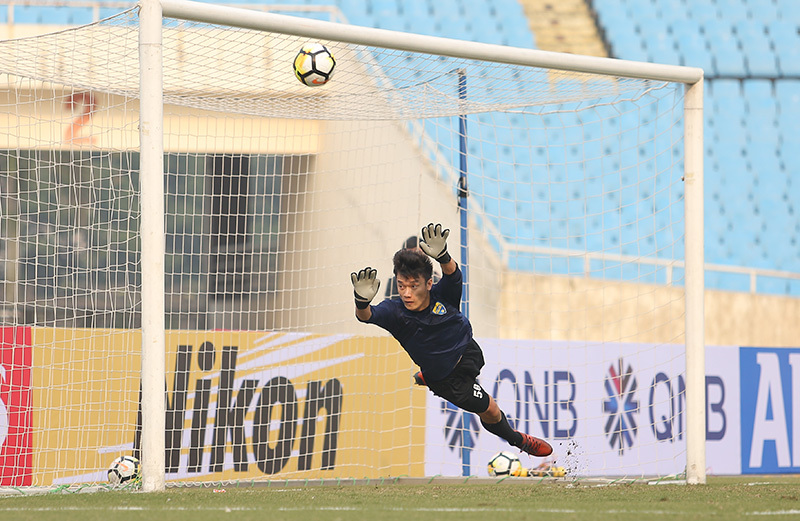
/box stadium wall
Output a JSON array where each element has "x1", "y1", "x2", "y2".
[
  {"x1": 278, "y1": 118, "x2": 503, "y2": 338},
  {"x1": 501, "y1": 273, "x2": 800, "y2": 347}
]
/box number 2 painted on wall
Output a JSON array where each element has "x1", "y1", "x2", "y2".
[{"x1": 63, "y1": 91, "x2": 97, "y2": 145}]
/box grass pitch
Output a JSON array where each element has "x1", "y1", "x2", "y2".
[{"x1": 2, "y1": 476, "x2": 798, "y2": 521}]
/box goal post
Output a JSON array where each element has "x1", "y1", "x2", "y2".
[
  {"x1": 0, "y1": 0, "x2": 705, "y2": 491},
  {"x1": 139, "y1": 0, "x2": 166, "y2": 493},
  {"x1": 141, "y1": 0, "x2": 705, "y2": 483},
  {"x1": 683, "y1": 80, "x2": 705, "y2": 486},
  {"x1": 149, "y1": 0, "x2": 705, "y2": 486}
]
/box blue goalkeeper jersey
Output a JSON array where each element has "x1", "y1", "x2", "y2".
[{"x1": 360, "y1": 265, "x2": 472, "y2": 382}]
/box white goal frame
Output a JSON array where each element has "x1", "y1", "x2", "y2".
[{"x1": 137, "y1": 0, "x2": 705, "y2": 491}]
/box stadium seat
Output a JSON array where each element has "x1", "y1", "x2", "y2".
[
  {"x1": 670, "y1": 19, "x2": 703, "y2": 42},
  {"x1": 12, "y1": 5, "x2": 42, "y2": 24},
  {"x1": 744, "y1": 0, "x2": 781, "y2": 22},
  {"x1": 656, "y1": 0, "x2": 687, "y2": 20},
  {"x1": 646, "y1": 33, "x2": 682, "y2": 65},
  {"x1": 713, "y1": 48, "x2": 747, "y2": 77},
  {"x1": 767, "y1": 20, "x2": 799, "y2": 44},
  {"x1": 767, "y1": 21, "x2": 800, "y2": 77},
  {"x1": 701, "y1": 20, "x2": 749, "y2": 75},
  {"x1": 609, "y1": 31, "x2": 649, "y2": 62},
  {"x1": 744, "y1": 47, "x2": 779, "y2": 78},
  {"x1": 713, "y1": 0, "x2": 750, "y2": 22},
  {"x1": 675, "y1": 38, "x2": 714, "y2": 71},
  {"x1": 732, "y1": 20, "x2": 779, "y2": 77},
  {"x1": 776, "y1": 79, "x2": 800, "y2": 119},
  {"x1": 776, "y1": 0, "x2": 800, "y2": 22},
  {"x1": 711, "y1": 78, "x2": 741, "y2": 99},
  {"x1": 368, "y1": 0, "x2": 400, "y2": 14},
  {"x1": 743, "y1": 79, "x2": 776, "y2": 116},
  {"x1": 687, "y1": 3, "x2": 721, "y2": 23}
]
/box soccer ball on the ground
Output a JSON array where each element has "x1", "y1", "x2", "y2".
[
  {"x1": 293, "y1": 43, "x2": 336, "y2": 87},
  {"x1": 487, "y1": 451, "x2": 521, "y2": 476},
  {"x1": 107, "y1": 455, "x2": 141, "y2": 485}
]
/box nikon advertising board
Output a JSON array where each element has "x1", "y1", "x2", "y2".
[{"x1": 0, "y1": 327, "x2": 797, "y2": 485}]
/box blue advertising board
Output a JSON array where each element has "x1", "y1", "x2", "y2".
[{"x1": 740, "y1": 347, "x2": 800, "y2": 474}]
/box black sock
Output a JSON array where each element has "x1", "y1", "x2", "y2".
[{"x1": 481, "y1": 411, "x2": 523, "y2": 446}]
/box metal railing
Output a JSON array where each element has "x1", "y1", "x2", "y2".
[{"x1": 507, "y1": 242, "x2": 800, "y2": 295}]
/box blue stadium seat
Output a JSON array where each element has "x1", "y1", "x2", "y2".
[
  {"x1": 777, "y1": 0, "x2": 800, "y2": 22},
  {"x1": 732, "y1": 20, "x2": 779, "y2": 76},
  {"x1": 625, "y1": 0, "x2": 659, "y2": 19},
  {"x1": 744, "y1": 0, "x2": 781, "y2": 22},
  {"x1": 713, "y1": 0, "x2": 750, "y2": 21},
  {"x1": 656, "y1": 0, "x2": 687, "y2": 20},
  {"x1": 370, "y1": 0, "x2": 401, "y2": 20},
  {"x1": 743, "y1": 79, "x2": 777, "y2": 118},
  {"x1": 427, "y1": 0, "x2": 459, "y2": 19},
  {"x1": 595, "y1": 4, "x2": 628, "y2": 31},
  {"x1": 776, "y1": 79, "x2": 800, "y2": 121},
  {"x1": 704, "y1": 20, "x2": 747, "y2": 75},
  {"x1": 711, "y1": 78, "x2": 741, "y2": 100},
  {"x1": 744, "y1": 47, "x2": 779, "y2": 78},
  {"x1": 670, "y1": 19, "x2": 703, "y2": 42},
  {"x1": 767, "y1": 19, "x2": 799, "y2": 44},
  {"x1": 767, "y1": 21, "x2": 800, "y2": 77},
  {"x1": 687, "y1": 3, "x2": 721, "y2": 23},
  {"x1": 702, "y1": 19, "x2": 735, "y2": 41},
  {"x1": 609, "y1": 30, "x2": 649, "y2": 62},
  {"x1": 675, "y1": 38, "x2": 714, "y2": 71},
  {"x1": 646, "y1": 34, "x2": 682, "y2": 65},
  {"x1": 368, "y1": 0, "x2": 400, "y2": 13}
]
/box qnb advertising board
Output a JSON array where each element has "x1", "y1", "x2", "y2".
[
  {"x1": 423, "y1": 341, "x2": 800, "y2": 477},
  {"x1": 425, "y1": 339, "x2": 692, "y2": 477},
  {"x1": 0, "y1": 328, "x2": 797, "y2": 485}
]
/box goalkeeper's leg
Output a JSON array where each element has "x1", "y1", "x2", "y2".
[
  {"x1": 479, "y1": 397, "x2": 553, "y2": 457},
  {"x1": 421, "y1": 341, "x2": 553, "y2": 457}
]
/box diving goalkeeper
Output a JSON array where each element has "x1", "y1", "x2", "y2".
[{"x1": 351, "y1": 222, "x2": 553, "y2": 458}]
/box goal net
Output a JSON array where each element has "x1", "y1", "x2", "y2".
[{"x1": 0, "y1": 0, "x2": 704, "y2": 490}]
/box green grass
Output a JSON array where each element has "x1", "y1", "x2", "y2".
[{"x1": 2, "y1": 476, "x2": 799, "y2": 521}]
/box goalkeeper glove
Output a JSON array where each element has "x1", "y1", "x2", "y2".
[
  {"x1": 419, "y1": 223, "x2": 452, "y2": 264},
  {"x1": 351, "y1": 267, "x2": 380, "y2": 309}
]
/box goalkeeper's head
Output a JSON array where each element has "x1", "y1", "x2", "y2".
[
  {"x1": 392, "y1": 248, "x2": 434, "y2": 311},
  {"x1": 393, "y1": 248, "x2": 433, "y2": 281}
]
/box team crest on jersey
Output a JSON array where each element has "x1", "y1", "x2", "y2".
[{"x1": 431, "y1": 302, "x2": 447, "y2": 315}]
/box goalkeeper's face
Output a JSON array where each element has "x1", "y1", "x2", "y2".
[{"x1": 396, "y1": 273, "x2": 433, "y2": 312}]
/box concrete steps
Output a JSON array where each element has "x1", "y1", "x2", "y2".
[{"x1": 519, "y1": 0, "x2": 608, "y2": 57}]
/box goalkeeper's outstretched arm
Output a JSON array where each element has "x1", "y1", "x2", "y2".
[
  {"x1": 420, "y1": 222, "x2": 456, "y2": 275},
  {"x1": 351, "y1": 267, "x2": 380, "y2": 321}
]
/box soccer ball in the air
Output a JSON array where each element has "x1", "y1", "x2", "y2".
[
  {"x1": 107, "y1": 455, "x2": 141, "y2": 485},
  {"x1": 293, "y1": 43, "x2": 336, "y2": 87},
  {"x1": 487, "y1": 451, "x2": 521, "y2": 476}
]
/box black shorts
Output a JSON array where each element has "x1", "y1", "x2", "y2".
[{"x1": 425, "y1": 339, "x2": 491, "y2": 414}]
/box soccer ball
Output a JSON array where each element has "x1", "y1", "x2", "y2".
[
  {"x1": 487, "y1": 451, "x2": 521, "y2": 477},
  {"x1": 107, "y1": 455, "x2": 141, "y2": 485},
  {"x1": 293, "y1": 43, "x2": 336, "y2": 87}
]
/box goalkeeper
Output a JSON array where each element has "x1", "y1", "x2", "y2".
[{"x1": 351, "y1": 222, "x2": 552, "y2": 458}]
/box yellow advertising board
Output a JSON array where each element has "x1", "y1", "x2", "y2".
[{"x1": 29, "y1": 328, "x2": 426, "y2": 485}]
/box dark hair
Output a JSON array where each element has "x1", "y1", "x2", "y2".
[
  {"x1": 393, "y1": 248, "x2": 433, "y2": 281},
  {"x1": 402, "y1": 235, "x2": 419, "y2": 250}
]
